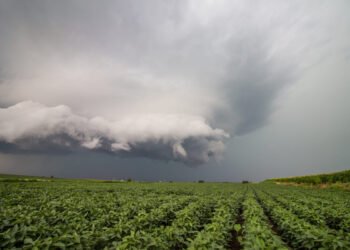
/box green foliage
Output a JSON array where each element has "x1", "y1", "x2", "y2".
[
  {"x1": 256, "y1": 188, "x2": 350, "y2": 249},
  {"x1": 241, "y1": 191, "x2": 288, "y2": 250},
  {"x1": 188, "y1": 193, "x2": 243, "y2": 249},
  {"x1": 270, "y1": 169, "x2": 350, "y2": 184},
  {"x1": 0, "y1": 178, "x2": 349, "y2": 249}
]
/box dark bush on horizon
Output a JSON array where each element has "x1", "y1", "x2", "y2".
[{"x1": 272, "y1": 170, "x2": 350, "y2": 184}]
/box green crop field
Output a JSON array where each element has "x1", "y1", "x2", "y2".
[
  {"x1": 1, "y1": 176, "x2": 350, "y2": 249},
  {"x1": 269, "y1": 169, "x2": 350, "y2": 185}
]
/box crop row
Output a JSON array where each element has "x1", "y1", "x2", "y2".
[
  {"x1": 260, "y1": 185, "x2": 350, "y2": 232},
  {"x1": 187, "y1": 192, "x2": 243, "y2": 249},
  {"x1": 241, "y1": 191, "x2": 288, "y2": 250},
  {"x1": 1, "y1": 181, "x2": 350, "y2": 249},
  {"x1": 0, "y1": 189, "x2": 173, "y2": 248},
  {"x1": 255, "y1": 189, "x2": 350, "y2": 249}
]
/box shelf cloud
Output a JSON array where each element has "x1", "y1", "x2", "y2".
[{"x1": 0, "y1": 101, "x2": 228, "y2": 164}]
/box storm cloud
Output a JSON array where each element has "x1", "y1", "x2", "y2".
[
  {"x1": 0, "y1": 101, "x2": 227, "y2": 164},
  {"x1": 0, "y1": 0, "x2": 349, "y2": 168}
]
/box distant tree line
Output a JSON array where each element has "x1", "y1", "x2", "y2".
[{"x1": 271, "y1": 170, "x2": 350, "y2": 184}]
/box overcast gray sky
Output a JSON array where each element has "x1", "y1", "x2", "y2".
[{"x1": 0, "y1": 0, "x2": 349, "y2": 181}]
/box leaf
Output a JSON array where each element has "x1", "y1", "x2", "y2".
[
  {"x1": 24, "y1": 237, "x2": 34, "y2": 245},
  {"x1": 234, "y1": 224, "x2": 241, "y2": 233},
  {"x1": 52, "y1": 242, "x2": 66, "y2": 249}
]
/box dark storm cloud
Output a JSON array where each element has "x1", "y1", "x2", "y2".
[
  {"x1": 226, "y1": 44, "x2": 297, "y2": 135},
  {"x1": 0, "y1": 136, "x2": 79, "y2": 155},
  {"x1": 0, "y1": 101, "x2": 227, "y2": 164},
  {"x1": 0, "y1": 0, "x2": 347, "y2": 167}
]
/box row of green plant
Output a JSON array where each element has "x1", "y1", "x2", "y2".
[
  {"x1": 94, "y1": 195, "x2": 194, "y2": 249},
  {"x1": 0, "y1": 184, "x2": 174, "y2": 249},
  {"x1": 241, "y1": 191, "x2": 288, "y2": 250},
  {"x1": 0, "y1": 181, "x2": 247, "y2": 249},
  {"x1": 1, "y1": 180, "x2": 350, "y2": 249},
  {"x1": 187, "y1": 192, "x2": 243, "y2": 249},
  {"x1": 255, "y1": 189, "x2": 350, "y2": 249},
  {"x1": 116, "y1": 195, "x2": 218, "y2": 249},
  {"x1": 262, "y1": 187, "x2": 350, "y2": 233}
]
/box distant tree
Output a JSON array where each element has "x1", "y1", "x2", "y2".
[
  {"x1": 127, "y1": 178, "x2": 132, "y2": 182},
  {"x1": 198, "y1": 180, "x2": 205, "y2": 183},
  {"x1": 50, "y1": 175, "x2": 54, "y2": 179},
  {"x1": 242, "y1": 180, "x2": 249, "y2": 184}
]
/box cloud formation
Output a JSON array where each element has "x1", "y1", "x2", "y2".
[
  {"x1": 0, "y1": 101, "x2": 227, "y2": 164},
  {"x1": 0, "y1": 0, "x2": 347, "y2": 165}
]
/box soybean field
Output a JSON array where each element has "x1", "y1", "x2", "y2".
[{"x1": 1, "y1": 179, "x2": 350, "y2": 249}]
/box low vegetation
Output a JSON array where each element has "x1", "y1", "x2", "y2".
[
  {"x1": 1, "y1": 172, "x2": 350, "y2": 249},
  {"x1": 269, "y1": 169, "x2": 350, "y2": 185}
]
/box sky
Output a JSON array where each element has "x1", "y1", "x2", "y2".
[{"x1": 0, "y1": 0, "x2": 349, "y2": 181}]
